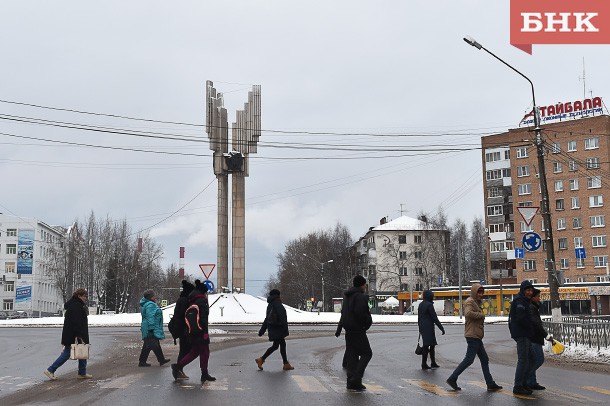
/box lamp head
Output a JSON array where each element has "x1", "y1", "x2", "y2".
[{"x1": 463, "y1": 36, "x2": 482, "y2": 50}]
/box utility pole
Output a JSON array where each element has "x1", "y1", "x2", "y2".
[{"x1": 458, "y1": 239, "x2": 463, "y2": 319}]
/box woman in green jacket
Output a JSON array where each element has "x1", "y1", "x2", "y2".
[{"x1": 139, "y1": 290, "x2": 170, "y2": 367}]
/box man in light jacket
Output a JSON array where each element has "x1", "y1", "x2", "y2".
[{"x1": 446, "y1": 283, "x2": 502, "y2": 392}]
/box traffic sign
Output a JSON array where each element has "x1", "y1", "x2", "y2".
[
  {"x1": 515, "y1": 248, "x2": 525, "y2": 258},
  {"x1": 160, "y1": 300, "x2": 168, "y2": 307},
  {"x1": 199, "y1": 264, "x2": 216, "y2": 279},
  {"x1": 517, "y1": 206, "x2": 540, "y2": 226},
  {"x1": 522, "y1": 232, "x2": 542, "y2": 252},
  {"x1": 575, "y1": 248, "x2": 586, "y2": 259},
  {"x1": 204, "y1": 279, "x2": 215, "y2": 292},
  {"x1": 438, "y1": 276, "x2": 443, "y2": 285}
]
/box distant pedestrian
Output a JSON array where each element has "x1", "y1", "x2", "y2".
[
  {"x1": 526, "y1": 288, "x2": 551, "y2": 391},
  {"x1": 44, "y1": 288, "x2": 93, "y2": 380},
  {"x1": 509, "y1": 280, "x2": 536, "y2": 395},
  {"x1": 340, "y1": 275, "x2": 373, "y2": 391},
  {"x1": 417, "y1": 290, "x2": 445, "y2": 369},
  {"x1": 256, "y1": 289, "x2": 294, "y2": 371},
  {"x1": 172, "y1": 280, "x2": 195, "y2": 379},
  {"x1": 171, "y1": 280, "x2": 216, "y2": 383},
  {"x1": 139, "y1": 290, "x2": 170, "y2": 367},
  {"x1": 446, "y1": 283, "x2": 502, "y2": 392}
]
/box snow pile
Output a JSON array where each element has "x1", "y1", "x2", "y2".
[{"x1": 548, "y1": 341, "x2": 610, "y2": 364}]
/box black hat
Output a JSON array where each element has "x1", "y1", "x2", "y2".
[
  {"x1": 181, "y1": 280, "x2": 195, "y2": 295},
  {"x1": 269, "y1": 289, "x2": 280, "y2": 296},
  {"x1": 143, "y1": 289, "x2": 155, "y2": 300},
  {"x1": 532, "y1": 288, "x2": 541, "y2": 297},
  {"x1": 194, "y1": 279, "x2": 208, "y2": 293},
  {"x1": 353, "y1": 275, "x2": 367, "y2": 287}
]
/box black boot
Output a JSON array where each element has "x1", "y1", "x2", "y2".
[
  {"x1": 430, "y1": 346, "x2": 439, "y2": 368},
  {"x1": 201, "y1": 371, "x2": 216, "y2": 382},
  {"x1": 421, "y1": 347, "x2": 431, "y2": 369}
]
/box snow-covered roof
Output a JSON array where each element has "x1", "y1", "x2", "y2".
[{"x1": 372, "y1": 215, "x2": 444, "y2": 232}]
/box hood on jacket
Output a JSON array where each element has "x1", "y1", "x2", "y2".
[
  {"x1": 267, "y1": 291, "x2": 281, "y2": 303},
  {"x1": 139, "y1": 297, "x2": 154, "y2": 307},
  {"x1": 470, "y1": 283, "x2": 483, "y2": 299},
  {"x1": 180, "y1": 280, "x2": 195, "y2": 297},
  {"x1": 423, "y1": 290, "x2": 434, "y2": 302},
  {"x1": 344, "y1": 286, "x2": 363, "y2": 297},
  {"x1": 519, "y1": 280, "x2": 534, "y2": 295}
]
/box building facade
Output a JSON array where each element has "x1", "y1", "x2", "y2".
[
  {"x1": 0, "y1": 214, "x2": 64, "y2": 317},
  {"x1": 481, "y1": 115, "x2": 610, "y2": 312}
]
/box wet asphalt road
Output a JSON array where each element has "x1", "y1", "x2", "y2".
[{"x1": 1, "y1": 324, "x2": 609, "y2": 405}]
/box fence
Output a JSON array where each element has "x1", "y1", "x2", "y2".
[{"x1": 543, "y1": 317, "x2": 610, "y2": 350}]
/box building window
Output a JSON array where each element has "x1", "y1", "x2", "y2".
[
  {"x1": 567, "y1": 140, "x2": 577, "y2": 152},
  {"x1": 3, "y1": 300, "x2": 14, "y2": 311},
  {"x1": 518, "y1": 201, "x2": 533, "y2": 207},
  {"x1": 553, "y1": 162, "x2": 562, "y2": 173},
  {"x1": 414, "y1": 235, "x2": 422, "y2": 244},
  {"x1": 488, "y1": 187, "x2": 502, "y2": 198},
  {"x1": 593, "y1": 256, "x2": 609, "y2": 268},
  {"x1": 585, "y1": 137, "x2": 600, "y2": 150},
  {"x1": 485, "y1": 151, "x2": 501, "y2": 162},
  {"x1": 589, "y1": 195, "x2": 604, "y2": 207},
  {"x1": 518, "y1": 184, "x2": 532, "y2": 195},
  {"x1": 5, "y1": 262, "x2": 16, "y2": 273},
  {"x1": 517, "y1": 166, "x2": 530, "y2": 177},
  {"x1": 558, "y1": 238, "x2": 568, "y2": 249},
  {"x1": 569, "y1": 179, "x2": 579, "y2": 190},
  {"x1": 487, "y1": 205, "x2": 503, "y2": 216},
  {"x1": 592, "y1": 236, "x2": 607, "y2": 248},
  {"x1": 573, "y1": 217, "x2": 582, "y2": 229},
  {"x1": 399, "y1": 267, "x2": 407, "y2": 276},
  {"x1": 6, "y1": 244, "x2": 16, "y2": 255},
  {"x1": 555, "y1": 199, "x2": 564, "y2": 210},
  {"x1": 571, "y1": 196, "x2": 580, "y2": 209},
  {"x1": 554, "y1": 180, "x2": 564, "y2": 192},
  {"x1": 486, "y1": 169, "x2": 502, "y2": 180},
  {"x1": 490, "y1": 242, "x2": 505, "y2": 252},
  {"x1": 520, "y1": 221, "x2": 534, "y2": 233},
  {"x1": 505, "y1": 150, "x2": 510, "y2": 160},
  {"x1": 414, "y1": 267, "x2": 423, "y2": 276},
  {"x1": 524, "y1": 260, "x2": 536, "y2": 271},
  {"x1": 560, "y1": 258, "x2": 569, "y2": 269},
  {"x1": 591, "y1": 215, "x2": 605, "y2": 228},
  {"x1": 7, "y1": 229, "x2": 17, "y2": 237},
  {"x1": 516, "y1": 147, "x2": 528, "y2": 158},
  {"x1": 414, "y1": 251, "x2": 423, "y2": 260},
  {"x1": 368, "y1": 265, "x2": 375, "y2": 275},
  {"x1": 569, "y1": 160, "x2": 578, "y2": 171},
  {"x1": 489, "y1": 223, "x2": 504, "y2": 233},
  {"x1": 398, "y1": 235, "x2": 406, "y2": 244},
  {"x1": 587, "y1": 157, "x2": 600, "y2": 169},
  {"x1": 576, "y1": 258, "x2": 585, "y2": 268},
  {"x1": 552, "y1": 143, "x2": 561, "y2": 153},
  {"x1": 557, "y1": 218, "x2": 566, "y2": 230},
  {"x1": 4, "y1": 281, "x2": 15, "y2": 292},
  {"x1": 587, "y1": 176, "x2": 602, "y2": 189},
  {"x1": 399, "y1": 251, "x2": 407, "y2": 260},
  {"x1": 502, "y1": 168, "x2": 511, "y2": 178},
  {"x1": 574, "y1": 237, "x2": 583, "y2": 248}
]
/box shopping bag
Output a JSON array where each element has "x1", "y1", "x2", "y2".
[
  {"x1": 550, "y1": 339, "x2": 565, "y2": 355},
  {"x1": 70, "y1": 338, "x2": 90, "y2": 360}
]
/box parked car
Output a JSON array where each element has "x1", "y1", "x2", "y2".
[
  {"x1": 0, "y1": 311, "x2": 9, "y2": 320},
  {"x1": 7, "y1": 311, "x2": 28, "y2": 319}
]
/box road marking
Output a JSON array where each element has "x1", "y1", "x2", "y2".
[
  {"x1": 203, "y1": 377, "x2": 229, "y2": 390},
  {"x1": 365, "y1": 383, "x2": 389, "y2": 393},
  {"x1": 317, "y1": 375, "x2": 346, "y2": 393},
  {"x1": 292, "y1": 375, "x2": 329, "y2": 392},
  {"x1": 403, "y1": 379, "x2": 459, "y2": 396},
  {"x1": 98, "y1": 374, "x2": 143, "y2": 389},
  {"x1": 582, "y1": 386, "x2": 610, "y2": 396},
  {"x1": 467, "y1": 381, "x2": 535, "y2": 400}
]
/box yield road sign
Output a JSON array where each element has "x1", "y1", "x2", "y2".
[
  {"x1": 575, "y1": 248, "x2": 586, "y2": 259},
  {"x1": 522, "y1": 232, "x2": 542, "y2": 252},
  {"x1": 199, "y1": 264, "x2": 216, "y2": 279},
  {"x1": 517, "y1": 206, "x2": 540, "y2": 226}
]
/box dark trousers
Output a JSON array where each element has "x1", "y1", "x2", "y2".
[
  {"x1": 178, "y1": 342, "x2": 210, "y2": 372},
  {"x1": 514, "y1": 337, "x2": 535, "y2": 388},
  {"x1": 449, "y1": 338, "x2": 494, "y2": 385},
  {"x1": 262, "y1": 338, "x2": 288, "y2": 363},
  {"x1": 139, "y1": 337, "x2": 165, "y2": 364},
  {"x1": 422, "y1": 345, "x2": 436, "y2": 366},
  {"x1": 526, "y1": 343, "x2": 545, "y2": 386},
  {"x1": 345, "y1": 330, "x2": 372, "y2": 383},
  {"x1": 177, "y1": 335, "x2": 192, "y2": 364}
]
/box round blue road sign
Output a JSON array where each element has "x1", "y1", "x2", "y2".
[
  {"x1": 522, "y1": 232, "x2": 542, "y2": 252},
  {"x1": 204, "y1": 279, "x2": 215, "y2": 292}
]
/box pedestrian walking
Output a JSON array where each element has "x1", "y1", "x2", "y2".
[
  {"x1": 171, "y1": 280, "x2": 216, "y2": 383},
  {"x1": 526, "y1": 288, "x2": 551, "y2": 391},
  {"x1": 138, "y1": 290, "x2": 170, "y2": 367},
  {"x1": 44, "y1": 288, "x2": 93, "y2": 380},
  {"x1": 255, "y1": 289, "x2": 294, "y2": 371},
  {"x1": 171, "y1": 280, "x2": 195, "y2": 379},
  {"x1": 446, "y1": 283, "x2": 502, "y2": 392},
  {"x1": 509, "y1": 280, "x2": 536, "y2": 395},
  {"x1": 340, "y1": 275, "x2": 373, "y2": 391},
  {"x1": 334, "y1": 319, "x2": 348, "y2": 369},
  {"x1": 417, "y1": 290, "x2": 445, "y2": 369}
]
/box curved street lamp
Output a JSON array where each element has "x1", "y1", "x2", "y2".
[{"x1": 302, "y1": 253, "x2": 333, "y2": 312}]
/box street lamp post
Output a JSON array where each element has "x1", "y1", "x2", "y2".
[
  {"x1": 303, "y1": 254, "x2": 333, "y2": 312},
  {"x1": 463, "y1": 36, "x2": 561, "y2": 321}
]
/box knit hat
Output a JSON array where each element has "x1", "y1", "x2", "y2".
[
  {"x1": 269, "y1": 289, "x2": 280, "y2": 296},
  {"x1": 194, "y1": 279, "x2": 208, "y2": 293},
  {"x1": 353, "y1": 275, "x2": 367, "y2": 287},
  {"x1": 532, "y1": 288, "x2": 541, "y2": 297},
  {"x1": 143, "y1": 289, "x2": 155, "y2": 300},
  {"x1": 181, "y1": 280, "x2": 195, "y2": 295}
]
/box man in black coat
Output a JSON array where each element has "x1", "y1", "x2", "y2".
[
  {"x1": 508, "y1": 280, "x2": 536, "y2": 395},
  {"x1": 44, "y1": 288, "x2": 91, "y2": 380},
  {"x1": 340, "y1": 275, "x2": 373, "y2": 391},
  {"x1": 255, "y1": 289, "x2": 294, "y2": 371},
  {"x1": 526, "y1": 288, "x2": 551, "y2": 390},
  {"x1": 172, "y1": 280, "x2": 195, "y2": 379}
]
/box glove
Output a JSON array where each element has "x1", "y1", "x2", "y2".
[
  {"x1": 203, "y1": 333, "x2": 209, "y2": 341},
  {"x1": 335, "y1": 331, "x2": 340, "y2": 338},
  {"x1": 441, "y1": 329, "x2": 446, "y2": 335}
]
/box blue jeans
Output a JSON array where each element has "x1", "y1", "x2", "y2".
[
  {"x1": 514, "y1": 337, "x2": 534, "y2": 388},
  {"x1": 449, "y1": 338, "x2": 494, "y2": 385},
  {"x1": 526, "y1": 343, "x2": 545, "y2": 386},
  {"x1": 48, "y1": 345, "x2": 87, "y2": 375}
]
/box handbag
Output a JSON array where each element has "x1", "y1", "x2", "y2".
[
  {"x1": 70, "y1": 337, "x2": 90, "y2": 360},
  {"x1": 415, "y1": 333, "x2": 423, "y2": 355}
]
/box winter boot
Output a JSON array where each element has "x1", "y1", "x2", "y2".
[
  {"x1": 446, "y1": 378, "x2": 461, "y2": 391},
  {"x1": 255, "y1": 357, "x2": 264, "y2": 370},
  {"x1": 430, "y1": 347, "x2": 439, "y2": 368},
  {"x1": 201, "y1": 371, "x2": 216, "y2": 382},
  {"x1": 421, "y1": 348, "x2": 430, "y2": 369},
  {"x1": 171, "y1": 363, "x2": 180, "y2": 380},
  {"x1": 178, "y1": 368, "x2": 189, "y2": 380},
  {"x1": 160, "y1": 358, "x2": 171, "y2": 366},
  {"x1": 283, "y1": 363, "x2": 295, "y2": 371},
  {"x1": 487, "y1": 382, "x2": 503, "y2": 391}
]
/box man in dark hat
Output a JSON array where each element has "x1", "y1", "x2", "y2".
[
  {"x1": 340, "y1": 275, "x2": 372, "y2": 391},
  {"x1": 509, "y1": 280, "x2": 536, "y2": 395}
]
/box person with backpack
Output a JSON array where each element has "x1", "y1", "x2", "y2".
[
  {"x1": 255, "y1": 289, "x2": 294, "y2": 371},
  {"x1": 417, "y1": 290, "x2": 445, "y2": 369},
  {"x1": 340, "y1": 275, "x2": 372, "y2": 391},
  {"x1": 168, "y1": 280, "x2": 195, "y2": 379},
  {"x1": 138, "y1": 290, "x2": 170, "y2": 367},
  {"x1": 508, "y1": 280, "x2": 537, "y2": 395},
  {"x1": 171, "y1": 280, "x2": 216, "y2": 383}
]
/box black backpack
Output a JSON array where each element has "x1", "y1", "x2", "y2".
[
  {"x1": 185, "y1": 304, "x2": 203, "y2": 336},
  {"x1": 167, "y1": 316, "x2": 179, "y2": 344}
]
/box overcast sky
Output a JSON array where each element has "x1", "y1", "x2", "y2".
[{"x1": 1, "y1": 1, "x2": 608, "y2": 295}]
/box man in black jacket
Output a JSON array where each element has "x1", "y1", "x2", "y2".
[
  {"x1": 508, "y1": 280, "x2": 536, "y2": 395},
  {"x1": 172, "y1": 280, "x2": 194, "y2": 379},
  {"x1": 526, "y1": 288, "x2": 551, "y2": 390},
  {"x1": 340, "y1": 275, "x2": 372, "y2": 391}
]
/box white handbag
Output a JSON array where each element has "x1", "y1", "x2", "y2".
[{"x1": 70, "y1": 338, "x2": 90, "y2": 360}]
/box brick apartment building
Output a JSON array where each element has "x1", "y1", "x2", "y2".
[{"x1": 481, "y1": 114, "x2": 610, "y2": 313}]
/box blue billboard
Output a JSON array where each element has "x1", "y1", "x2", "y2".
[
  {"x1": 17, "y1": 229, "x2": 34, "y2": 274},
  {"x1": 15, "y1": 285, "x2": 32, "y2": 303}
]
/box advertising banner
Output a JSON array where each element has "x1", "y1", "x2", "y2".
[
  {"x1": 17, "y1": 229, "x2": 34, "y2": 274},
  {"x1": 15, "y1": 284, "x2": 33, "y2": 312}
]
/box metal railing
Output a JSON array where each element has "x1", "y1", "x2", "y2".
[{"x1": 543, "y1": 319, "x2": 610, "y2": 350}]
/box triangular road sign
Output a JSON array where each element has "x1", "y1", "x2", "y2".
[
  {"x1": 199, "y1": 264, "x2": 216, "y2": 280},
  {"x1": 517, "y1": 206, "x2": 540, "y2": 226}
]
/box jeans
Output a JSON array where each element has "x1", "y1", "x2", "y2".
[
  {"x1": 526, "y1": 343, "x2": 545, "y2": 386},
  {"x1": 345, "y1": 331, "x2": 373, "y2": 382},
  {"x1": 139, "y1": 337, "x2": 166, "y2": 364},
  {"x1": 262, "y1": 339, "x2": 289, "y2": 364},
  {"x1": 449, "y1": 338, "x2": 494, "y2": 385},
  {"x1": 48, "y1": 345, "x2": 87, "y2": 375},
  {"x1": 514, "y1": 337, "x2": 534, "y2": 388}
]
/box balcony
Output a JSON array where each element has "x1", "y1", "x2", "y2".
[
  {"x1": 486, "y1": 179, "x2": 503, "y2": 188},
  {"x1": 487, "y1": 196, "x2": 503, "y2": 205},
  {"x1": 490, "y1": 269, "x2": 516, "y2": 278},
  {"x1": 490, "y1": 251, "x2": 508, "y2": 261}
]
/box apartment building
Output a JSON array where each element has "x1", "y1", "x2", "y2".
[
  {"x1": 0, "y1": 213, "x2": 64, "y2": 317},
  {"x1": 481, "y1": 114, "x2": 610, "y2": 289}
]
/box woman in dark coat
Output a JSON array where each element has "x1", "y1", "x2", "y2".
[
  {"x1": 417, "y1": 290, "x2": 445, "y2": 369},
  {"x1": 255, "y1": 289, "x2": 294, "y2": 371},
  {"x1": 44, "y1": 288, "x2": 92, "y2": 380},
  {"x1": 172, "y1": 280, "x2": 195, "y2": 379}
]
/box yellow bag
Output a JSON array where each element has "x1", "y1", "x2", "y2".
[{"x1": 551, "y1": 339, "x2": 565, "y2": 355}]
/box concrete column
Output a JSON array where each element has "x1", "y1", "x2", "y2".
[
  {"x1": 232, "y1": 172, "x2": 245, "y2": 292},
  {"x1": 217, "y1": 174, "x2": 229, "y2": 291}
]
